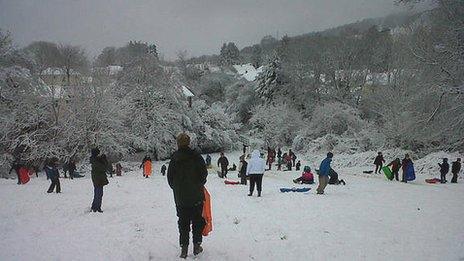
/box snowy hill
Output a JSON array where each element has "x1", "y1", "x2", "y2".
[{"x1": 1, "y1": 152, "x2": 463, "y2": 260}]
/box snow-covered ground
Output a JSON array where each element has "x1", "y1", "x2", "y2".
[{"x1": 1, "y1": 153, "x2": 463, "y2": 261}]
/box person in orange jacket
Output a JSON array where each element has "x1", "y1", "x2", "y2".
[{"x1": 140, "y1": 156, "x2": 152, "y2": 178}]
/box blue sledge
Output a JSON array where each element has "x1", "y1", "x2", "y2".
[
  {"x1": 280, "y1": 187, "x2": 311, "y2": 193},
  {"x1": 406, "y1": 164, "x2": 416, "y2": 181}
]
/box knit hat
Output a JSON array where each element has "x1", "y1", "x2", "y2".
[{"x1": 177, "y1": 133, "x2": 190, "y2": 148}]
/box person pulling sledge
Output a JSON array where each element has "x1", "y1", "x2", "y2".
[
  {"x1": 167, "y1": 133, "x2": 208, "y2": 258},
  {"x1": 438, "y1": 158, "x2": 450, "y2": 184},
  {"x1": 217, "y1": 152, "x2": 229, "y2": 178},
  {"x1": 293, "y1": 166, "x2": 314, "y2": 184},
  {"x1": 451, "y1": 158, "x2": 461, "y2": 183},
  {"x1": 387, "y1": 158, "x2": 402, "y2": 181}
]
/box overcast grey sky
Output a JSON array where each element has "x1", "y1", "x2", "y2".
[{"x1": 0, "y1": 0, "x2": 415, "y2": 60}]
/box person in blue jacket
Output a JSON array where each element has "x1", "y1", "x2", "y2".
[
  {"x1": 44, "y1": 158, "x2": 61, "y2": 193},
  {"x1": 317, "y1": 152, "x2": 333, "y2": 194}
]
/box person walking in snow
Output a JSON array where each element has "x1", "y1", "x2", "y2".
[
  {"x1": 317, "y1": 152, "x2": 333, "y2": 194},
  {"x1": 239, "y1": 155, "x2": 248, "y2": 185},
  {"x1": 247, "y1": 150, "x2": 266, "y2": 197},
  {"x1": 451, "y1": 158, "x2": 461, "y2": 183},
  {"x1": 438, "y1": 158, "x2": 450, "y2": 183},
  {"x1": 115, "y1": 163, "x2": 123, "y2": 176},
  {"x1": 44, "y1": 158, "x2": 61, "y2": 193},
  {"x1": 401, "y1": 154, "x2": 413, "y2": 183},
  {"x1": 140, "y1": 155, "x2": 152, "y2": 178},
  {"x1": 217, "y1": 152, "x2": 229, "y2": 178},
  {"x1": 387, "y1": 158, "x2": 402, "y2": 181},
  {"x1": 266, "y1": 147, "x2": 275, "y2": 170},
  {"x1": 167, "y1": 133, "x2": 208, "y2": 258},
  {"x1": 90, "y1": 148, "x2": 109, "y2": 213},
  {"x1": 67, "y1": 159, "x2": 77, "y2": 179},
  {"x1": 161, "y1": 164, "x2": 167, "y2": 176},
  {"x1": 374, "y1": 152, "x2": 385, "y2": 174},
  {"x1": 205, "y1": 154, "x2": 212, "y2": 168}
]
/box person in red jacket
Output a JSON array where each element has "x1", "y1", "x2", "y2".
[{"x1": 293, "y1": 166, "x2": 314, "y2": 184}]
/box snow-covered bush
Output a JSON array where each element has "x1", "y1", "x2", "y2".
[{"x1": 249, "y1": 103, "x2": 303, "y2": 147}]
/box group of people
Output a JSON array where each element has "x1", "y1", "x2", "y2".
[{"x1": 373, "y1": 152, "x2": 462, "y2": 184}]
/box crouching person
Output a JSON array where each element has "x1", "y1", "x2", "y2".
[
  {"x1": 328, "y1": 168, "x2": 346, "y2": 185},
  {"x1": 168, "y1": 133, "x2": 208, "y2": 258},
  {"x1": 293, "y1": 166, "x2": 314, "y2": 184}
]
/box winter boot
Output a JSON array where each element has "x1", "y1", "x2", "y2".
[
  {"x1": 180, "y1": 245, "x2": 188, "y2": 259},
  {"x1": 293, "y1": 179, "x2": 298, "y2": 184},
  {"x1": 340, "y1": 179, "x2": 346, "y2": 185},
  {"x1": 257, "y1": 191, "x2": 261, "y2": 197},
  {"x1": 193, "y1": 243, "x2": 203, "y2": 256},
  {"x1": 247, "y1": 192, "x2": 252, "y2": 196}
]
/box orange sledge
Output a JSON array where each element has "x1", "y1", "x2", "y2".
[{"x1": 202, "y1": 187, "x2": 212, "y2": 236}]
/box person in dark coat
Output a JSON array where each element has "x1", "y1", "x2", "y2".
[
  {"x1": 90, "y1": 148, "x2": 109, "y2": 213},
  {"x1": 295, "y1": 160, "x2": 301, "y2": 171},
  {"x1": 289, "y1": 149, "x2": 296, "y2": 167},
  {"x1": 9, "y1": 160, "x2": 22, "y2": 185},
  {"x1": 277, "y1": 148, "x2": 282, "y2": 161},
  {"x1": 401, "y1": 154, "x2": 413, "y2": 183},
  {"x1": 45, "y1": 159, "x2": 61, "y2": 193},
  {"x1": 438, "y1": 158, "x2": 450, "y2": 183},
  {"x1": 451, "y1": 158, "x2": 461, "y2": 183},
  {"x1": 239, "y1": 156, "x2": 248, "y2": 185},
  {"x1": 387, "y1": 158, "x2": 402, "y2": 181},
  {"x1": 68, "y1": 160, "x2": 77, "y2": 179},
  {"x1": 115, "y1": 163, "x2": 123, "y2": 176},
  {"x1": 374, "y1": 152, "x2": 385, "y2": 174},
  {"x1": 328, "y1": 168, "x2": 346, "y2": 185},
  {"x1": 217, "y1": 152, "x2": 229, "y2": 178},
  {"x1": 205, "y1": 154, "x2": 212, "y2": 168},
  {"x1": 168, "y1": 133, "x2": 208, "y2": 258},
  {"x1": 161, "y1": 164, "x2": 167, "y2": 176}
]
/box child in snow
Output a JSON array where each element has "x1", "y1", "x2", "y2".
[
  {"x1": 295, "y1": 160, "x2": 301, "y2": 171},
  {"x1": 293, "y1": 166, "x2": 314, "y2": 184},
  {"x1": 115, "y1": 163, "x2": 123, "y2": 176},
  {"x1": 239, "y1": 156, "x2": 248, "y2": 185},
  {"x1": 228, "y1": 163, "x2": 237, "y2": 171},
  {"x1": 387, "y1": 158, "x2": 402, "y2": 181},
  {"x1": 451, "y1": 158, "x2": 461, "y2": 183},
  {"x1": 266, "y1": 148, "x2": 275, "y2": 170},
  {"x1": 44, "y1": 159, "x2": 61, "y2": 193},
  {"x1": 205, "y1": 154, "x2": 212, "y2": 168},
  {"x1": 438, "y1": 158, "x2": 450, "y2": 183},
  {"x1": 317, "y1": 152, "x2": 333, "y2": 194},
  {"x1": 161, "y1": 164, "x2": 167, "y2": 176},
  {"x1": 374, "y1": 152, "x2": 385, "y2": 174},
  {"x1": 140, "y1": 156, "x2": 152, "y2": 178},
  {"x1": 247, "y1": 150, "x2": 266, "y2": 197}
]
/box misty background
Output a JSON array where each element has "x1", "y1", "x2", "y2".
[{"x1": 0, "y1": 0, "x2": 423, "y2": 60}]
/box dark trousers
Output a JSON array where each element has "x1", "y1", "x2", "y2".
[
  {"x1": 176, "y1": 203, "x2": 205, "y2": 247},
  {"x1": 220, "y1": 166, "x2": 228, "y2": 178},
  {"x1": 375, "y1": 164, "x2": 383, "y2": 174},
  {"x1": 240, "y1": 174, "x2": 247, "y2": 185},
  {"x1": 92, "y1": 186, "x2": 104, "y2": 211},
  {"x1": 249, "y1": 174, "x2": 263, "y2": 194},
  {"x1": 402, "y1": 170, "x2": 407, "y2": 182},
  {"x1": 451, "y1": 172, "x2": 458, "y2": 183},
  {"x1": 440, "y1": 172, "x2": 447, "y2": 183},
  {"x1": 47, "y1": 177, "x2": 61, "y2": 193},
  {"x1": 393, "y1": 170, "x2": 399, "y2": 181}
]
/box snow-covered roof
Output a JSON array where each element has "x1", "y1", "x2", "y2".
[
  {"x1": 181, "y1": 85, "x2": 195, "y2": 97},
  {"x1": 40, "y1": 67, "x2": 80, "y2": 76},
  {"x1": 107, "y1": 65, "x2": 123, "y2": 75},
  {"x1": 232, "y1": 63, "x2": 263, "y2": 81}
]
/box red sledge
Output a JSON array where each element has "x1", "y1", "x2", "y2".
[
  {"x1": 19, "y1": 167, "x2": 30, "y2": 184},
  {"x1": 425, "y1": 178, "x2": 441, "y2": 184},
  {"x1": 224, "y1": 180, "x2": 240, "y2": 185}
]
